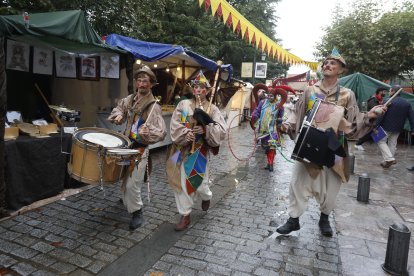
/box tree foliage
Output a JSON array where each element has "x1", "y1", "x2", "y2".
[
  {"x1": 316, "y1": 0, "x2": 414, "y2": 80},
  {"x1": 0, "y1": 0, "x2": 289, "y2": 82}
]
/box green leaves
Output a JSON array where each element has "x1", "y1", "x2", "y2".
[{"x1": 317, "y1": 0, "x2": 414, "y2": 80}]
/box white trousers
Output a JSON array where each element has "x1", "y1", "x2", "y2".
[
  {"x1": 174, "y1": 165, "x2": 213, "y2": 216},
  {"x1": 121, "y1": 148, "x2": 148, "y2": 214},
  {"x1": 377, "y1": 131, "x2": 399, "y2": 162},
  {"x1": 288, "y1": 162, "x2": 342, "y2": 218}
]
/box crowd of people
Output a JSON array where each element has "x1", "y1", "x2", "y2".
[{"x1": 106, "y1": 49, "x2": 413, "y2": 236}]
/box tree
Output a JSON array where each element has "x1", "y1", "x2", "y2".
[
  {"x1": 0, "y1": 0, "x2": 289, "y2": 81},
  {"x1": 316, "y1": 0, "x2": 414, "y2": 80}
]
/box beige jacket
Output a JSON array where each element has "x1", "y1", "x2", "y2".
[
  {"x1": 285, "y1": 80, "x2": 374, "y2": 182},
  {"x1": 108, "y1": 92, "x2": 166, "y2": 145}
]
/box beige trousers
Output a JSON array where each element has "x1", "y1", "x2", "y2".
[
  {"x1": 174, "y1": 165, "x2": 213, "y2": 216},
  {"x1": 288, "y1": 161, "x2": 342, "y2": 218},
  {"x1": 121, "y1": 148, "x2": 148, "y2": 213},
  {"x1": 377, "y1": 131, "x2": 399, "y2": 162}
]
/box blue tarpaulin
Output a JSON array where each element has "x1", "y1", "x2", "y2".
[{"x1": 105, "y1": 34, "x2": 232, "y2": 80}]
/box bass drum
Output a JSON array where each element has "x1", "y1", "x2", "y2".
[{"x1": 68, "y1": 127, "x2": 131, "y2": 185}]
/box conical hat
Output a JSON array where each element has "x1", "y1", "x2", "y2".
[
  {"x1": 324, "y1": 47, "x2": 346, "y2": 67},
  {"x1": 190, "y1": 70, "x2": 211, "y2": 88}
]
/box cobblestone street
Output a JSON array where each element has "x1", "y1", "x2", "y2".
[{"x1": 0, "y1": 122, "x2": 413, "y2": 275}]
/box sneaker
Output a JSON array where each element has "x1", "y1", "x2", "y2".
[{"x1": 380, "y1": 160, "x2": 396, "y2": 168}]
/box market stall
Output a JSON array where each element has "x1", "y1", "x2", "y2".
[
  {"x1": 104, "y1": 34, "x2": 233, "y2": 148},
  {"x1": 0, "y1": 10, "x2": 126, "y2": 210}
]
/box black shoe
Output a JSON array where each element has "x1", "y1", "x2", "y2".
[
  {"x1": 268, "y1": 165, "x2": 274, "y2": 172},
  {"x1": 264, "y1": 165, "x2": 269, "y2": 170},
  {"x1": 319, "y1": 213, "x2": 333, "y2": 237},
  {"x1": 119, "y1": 198, "x2": 123, "y2": 204},
  {"x1": 276, "y1": 217, "x2": 300, "y2": 234},
  {"x1": 129, "y1": 209, "x2": 144, "y2": 230}
]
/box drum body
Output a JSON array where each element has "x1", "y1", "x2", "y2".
[{"x1": 68, "y1": 127, "x2": 132, "y2": 185}]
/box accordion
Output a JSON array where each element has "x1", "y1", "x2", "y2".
[{"x1": 291, "y1": 99, "x2": 347, "y2": 167}]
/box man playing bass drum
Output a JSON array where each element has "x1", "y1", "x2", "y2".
[{"x1": 108, "y1": 65, "x2": 166, "y2": 230}]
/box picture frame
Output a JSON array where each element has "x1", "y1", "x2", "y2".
[
  {"x1": 100, "y1": 53, "x2": 120, "y2": 79},
  {"x1": 255, "y1": 62, "x2": 267, "y2": 79},
  {"x1": 55, "y1": 51, "x2": 76, "y2": 78},
  {"x1": 6, "y1": 40, "x2": 30, "y2": 72},
  {"x1": 78, "y1": 56, "x2": 100, "y2": 81},
  {"x1": 33, "y1": 47, "x2": 53, "y2": 75}
]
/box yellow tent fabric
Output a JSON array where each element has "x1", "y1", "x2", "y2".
[{"x1": 198, "y1": 0, "x2": 318, "y2": 71}]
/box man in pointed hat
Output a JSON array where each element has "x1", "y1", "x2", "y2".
[
  {"x1": 276, "y1": 48, "x2": 386, "y2": 237},
  {"x1": 108, "y1": 65, "x2": 167, "y2": 230},
  {"x1": 166, "y1": 70, "x2": 228, "y2": 231}
]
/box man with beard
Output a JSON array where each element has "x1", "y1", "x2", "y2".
[
  {"x1": 166, "y1": 70, "x2": 228, "y2": 231},
  {"x1": 277, "y1": 48, "x2": 385, "y2": 237},
  {"x1": 108, "y1": 65, "x2": 166, "y2": 230}
]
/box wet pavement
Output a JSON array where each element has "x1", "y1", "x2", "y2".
[{"x1": 0, "y1": 122, "x2": 413, "y2": 275}]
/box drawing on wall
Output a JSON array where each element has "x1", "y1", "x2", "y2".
[
  {"x1": 33, "y1": 47, "x2": 53, "y2": 75},
  {"x1": 55, "y1": 51, "x2": 76, "y2": 78},
  {"x1": 6, "y1": 40, "x2": 30, "y2": 72},
  {"x1": 78, "y1": 56, "x2": 100, "y2": 80},
  {"x1": 100, "y1": 53, "x2": 120, "y2": 79}
]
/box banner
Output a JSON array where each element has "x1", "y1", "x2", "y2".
[{"x1": 198, "y1": 0, "x2": 318, "y2": 71}]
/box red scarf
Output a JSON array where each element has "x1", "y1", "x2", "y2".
[{"x1": 375, "y1": 94, "x2": 383, "y2": 104}]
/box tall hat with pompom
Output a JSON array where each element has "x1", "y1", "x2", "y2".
[
  {"x1": 324, "y1": 47, "x2": 346, "y2": 67},
  {"x1": 191, "y1": 70, "x2": 211, "y2": 88}
]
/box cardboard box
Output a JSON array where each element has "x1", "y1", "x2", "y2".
[
  {"x1": 39, "y1": 123, "x2": 58, "y2": 135},
  {"x1": 5, "y1": 127, "x2": 19, "y2": 140}
]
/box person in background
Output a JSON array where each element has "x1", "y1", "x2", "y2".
[
  {"x1": 277, "y1": 48, "x2": 385, "y2": 237},
  {"x1": 174, "y1": 86, "x2": 193, "y2": 107},
  {"x1": 376, "y1": 85, "x2": 414, "y2": 168},
  {"x1": 108, "y1": 65, "x2": 167, "y2": 230},
  {"x1": 166, "y1": 70, "x2": 228, "y2": 231},
  {"x1": 367, "y1": 86, "x2": 388, "y2": 110},
  {"x1": 251, "y1": 87, "x2": 285, "y2": 172}
]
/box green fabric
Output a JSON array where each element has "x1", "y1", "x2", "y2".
[
  {"x1": 0, "y1": 10, "x2": 124, "y2": 54},
  {"x1": 339, "y1": 72, "x2": 391, "y2": 106},
  {"x1": 340, "y1": 72, "x2": 414, "y2": 131}
]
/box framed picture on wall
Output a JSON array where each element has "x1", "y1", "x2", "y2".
[
  {"x1": 6, "y1": 40, "x2": 30, "y2": 72},
  {"x1": 78, "y1": 56, "x2": 100, "y2": 81},
  {"x1": 255, "y1": 62, "x2": 267, "y2": 79},
  {"x1": 33, "y1": 47, "x2": 53, "y2": 75},
  {"x1": 100, "y1": 53, "x2": 120, "y2": 79},
  {"x1": 55, "y1": 51, "x2": 76, "y2": 78}
]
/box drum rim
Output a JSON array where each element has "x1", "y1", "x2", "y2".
[{"x1": 73, "y1": 127, "x2": 131, "y2": 148}]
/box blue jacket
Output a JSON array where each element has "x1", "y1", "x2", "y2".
[{"x1": 380, "y1": 95, "x2": 414, "y2": 133}]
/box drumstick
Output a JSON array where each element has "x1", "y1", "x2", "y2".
[{"x1": 143, "y1": 97, "x2": 161, "y2": 127}]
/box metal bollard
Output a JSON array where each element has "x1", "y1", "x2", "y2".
[
  {"x1": 357, "y1": 173, "x2": 370, "y2": 203},
  {"x1": 382, "y1": 223, "x2": 411, "y2": 276},
  {"x1": 348, "y1": 154, "x2": 355, "y2": 174}
]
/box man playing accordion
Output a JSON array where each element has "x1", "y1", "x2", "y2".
[{"x1": 277, "y1": 48, "x2": 386, "y2": 237}]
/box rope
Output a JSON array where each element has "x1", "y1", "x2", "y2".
[
  {"x1": 227, "y1": 113, "x2": 257, "y2": 162},
  {"x1": 266, "y1": 117, "x2": 294, "y2": 163}
]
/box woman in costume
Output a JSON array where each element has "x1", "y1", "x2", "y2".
[
  {"x1": 167, "y1": 71, "x2": 228, "y2": 231},
  {"x1": 251, "y1": 87, "x2": 287, "y2": 172}
]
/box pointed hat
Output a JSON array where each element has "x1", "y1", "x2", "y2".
[
  {"x1": 191, "y1": 70, "x2": 211, "y2": 88},
  {"x1": 324, "y1": 47, "x2": 346, "y2": 67}
]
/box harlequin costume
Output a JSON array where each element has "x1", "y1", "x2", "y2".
[
  {"x1": 251, "y1": 87, "x2": 286, "y2": 172},
  {"x1": 166, "y1": 71, "x2": 228, "y2": 231}
]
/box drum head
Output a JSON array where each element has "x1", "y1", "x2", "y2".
[{"x1": 74, "y1": 128, "x2": 130, "y2": 148}]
